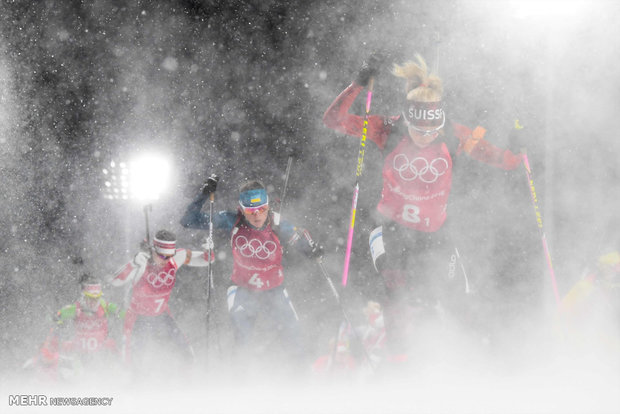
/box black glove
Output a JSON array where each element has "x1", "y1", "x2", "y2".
[
  {"x1": 355, "y1": 52, "x2": 385, "y2": 87},
  {"x1": 309, "y1": 242, "x2": 324, "y2": 260},
  {"x1": 201, "y1": 174, "x2": 219, "y2": 196},
  {"x1": 298, "y1": 228, "x2": 324, "y2": 259}
]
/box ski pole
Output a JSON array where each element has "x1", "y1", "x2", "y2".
[
  {"x1": 522, "y1": 152, "x2": 561, "y2": 305},
  {"x1": 342, "y1": 78, "x2": 374, "y2": 286},
  {"x1": 275, "y1": 156, "x2": 293, "y2": 226},
  {"x1": 203, "y1": 173, "x2": 220, "y2": 358},
  {"x1": 317, "y1": 257, "x2": 376, "y2": 372},
  {"x1": 143, "y1": 204, "x2": 153, "y2": 257},
  {"x1": 143, "y1": 204, "x2": 152, "y2": 243},
  {"x1": 276, "y1": 161, "x2": 375, "y2": 368},
  {"x1": 302, "y1": 230, "x2": 375, "y2": 371},
  {"x1": 207, "y1": 188, "x2": 215, "y2": 290},
  {"x1": 453, "y1": 246, "x2": 471, "y2": 294}
]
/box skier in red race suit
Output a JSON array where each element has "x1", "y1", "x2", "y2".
[
  {"x1": 27, "y1": 275, "x2": 122, "y2": 381},
  {"x1": 180, "y1": 179, "x2": 323, "y2": 365},
  {"x1": 323, "y1": 54, "x2": 524, "y2": 362},
  {"x1": 110, "y1": 229, "x2": 211, "y2": 370}
]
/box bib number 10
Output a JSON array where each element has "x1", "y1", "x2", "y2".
[{"x1": 80, "y1": 337, "x2": 99, "y2": 351}]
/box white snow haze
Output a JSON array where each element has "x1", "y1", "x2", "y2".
[{"x1": 2, "y1": 1, "x2": 619, "y2": 413}]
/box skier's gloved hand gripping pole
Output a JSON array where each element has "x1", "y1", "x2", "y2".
[
  {"x1": 521, "y1": 146, "x2": 561, "y2": 306},
  {"x1": 342, "y1": 54, "x2": 381, "y2": 287}
]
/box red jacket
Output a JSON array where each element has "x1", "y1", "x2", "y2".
[{"x1": 323, "y1": 83, "x2": 523, "y2": 232}]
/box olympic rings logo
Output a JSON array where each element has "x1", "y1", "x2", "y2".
[
  {"x1": 392, "y1": 154, "x2": 449, "y2": 183},
  {"x1": 234, "y1": 235, "x2": 277, "y2": 260},
  {"x1": 76, "y1": 319, "x2": 104, "y2": 331},
  {"x1": 146, "y1": 268, "x2": 176, "y2": 288}
]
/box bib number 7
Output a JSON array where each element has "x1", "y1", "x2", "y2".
[{"x1": 154, "y1": 298, "x2": 165, "y2": 313}]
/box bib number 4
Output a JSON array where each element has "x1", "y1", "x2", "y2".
[{"x1": 248, "y1": 273, "x2": 265, "y2": 289}]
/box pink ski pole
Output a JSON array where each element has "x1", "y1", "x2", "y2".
[
  {"x1": 522, "y1": 152, "x2": 561, "y2": 305},
  {"x1": 342, "y1": 78, "x2": 374, "y2": 286}
]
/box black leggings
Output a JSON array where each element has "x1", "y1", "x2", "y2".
[{"x1": 375, "y1": 221, "x2": 470, "y2": 354}]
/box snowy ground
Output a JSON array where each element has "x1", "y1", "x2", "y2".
[
  {"x1": 4, "y1": 311, "x2": 619, "y2": 414},
  {"x1": 3, "y1": 354, "x2": 619, "y2": 414}
]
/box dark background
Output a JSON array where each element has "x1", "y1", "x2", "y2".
[{"x1": 1, "y1": 0, "x2": 619, "y2": 376}]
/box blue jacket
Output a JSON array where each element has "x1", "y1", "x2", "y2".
[{"x1": 180, "y1": 193, "x2": 313, "y2": 253}]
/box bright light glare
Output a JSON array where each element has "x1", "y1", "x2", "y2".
[
  {"x1": 510, "y1": 0, "x2": 588, "y2": 20},
  {"x1": 102, "y1": 156, "x2": 171, "y2": 201},
  {"x1": 129, "y1": 154, "x2": 170, "y2": 202}
]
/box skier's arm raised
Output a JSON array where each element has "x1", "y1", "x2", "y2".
[
  {"x1": 109, "y1": 251, "x2": 148, "y2": 287},
  {"x1": 179, "y1": 181, "x2": 236, "y2": 231},
  {"x1": 323, "y1": 56, "x2": 398, "y2": 149}
]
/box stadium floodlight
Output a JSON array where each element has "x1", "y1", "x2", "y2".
[
  {"x1": 128, "y1": 154, "x2": 171, "y2": 202},
  {"x1": 102, "y1": 160, "x2": 130, "y2": 200},
  {"x1": 102, "y1": 153, "x2": 170, "y2": 202}
]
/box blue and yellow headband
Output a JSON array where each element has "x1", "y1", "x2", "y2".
[{"x1": 239, "y1": 188, "x2": 268, "y2": 208}]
